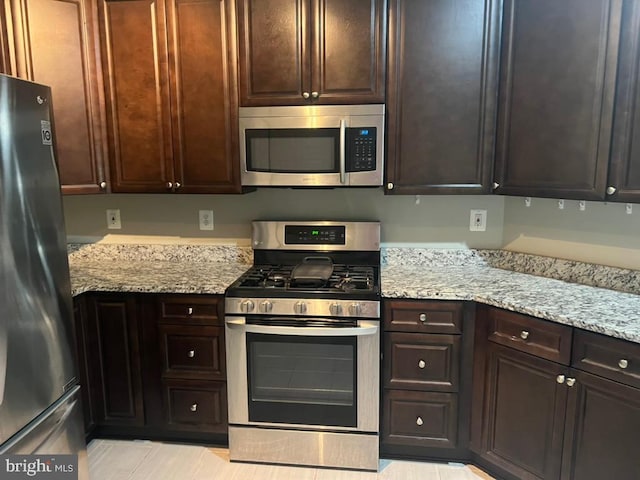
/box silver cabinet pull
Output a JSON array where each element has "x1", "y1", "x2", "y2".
[
  {"x1": 387, "y1": 182, "x2": 394, "y2": 190},
  {"x1": 619, "y1": 359, "x2": 629, "y2": 369},
  {"x1": 493, "y1": 182, "x2": 500, "y2": 189},
  {"x1": 175, "y1": 182, "x2": 181, "y2": 189},
  {"x1": 419, "y1": 313, "x2": 427, "y2": 323},
  {"x1": 99, "y1": 181, "x2": 107, "y2": 189},
  {"x1": 311, "y1": 91, "x2": 319, "y2": 98},
  {"x1": 606, "y1": 186, "x2": 617, "y2": 195},
  {"x1": 416, "y1": 417, "x2": 423, "y2": 426},
  {"x1": 187, "y1": 350, "x2": 195, "y2": 358},
  {"x1": 520, "y1": 330, "x2": 530, "y2": 340},
  {"x1": 187, "y1": 307, "x2": 193, "y2": 315},
  {"x1": 566, "y1": 377, "x2": 576, "y2": 387},
  {"x1": 302, "y1": 92, "x2": 310, "y2": 99},
  {"x1": 166, "y1": 181, "x2": 173, "y2": 189},
  {"x1": 556, "y1": 374, "x2": 565, "y2": 384},
  {"x1": 190, "y1": 403, "x2": 198, "y2": 412},
  {"x1": 418, "y1": 360, "x2": 426, "y2": 369}
]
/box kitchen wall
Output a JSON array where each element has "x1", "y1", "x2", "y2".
[
  {"x1": 502, "y1": 197, "x2": 640, "y2": 270},
  {"x1": 63, "y1": 189, "x2": 504, "y2": 248},
  {"x1": 63, "y1": 190, "x2": 640, "y2": 270}
]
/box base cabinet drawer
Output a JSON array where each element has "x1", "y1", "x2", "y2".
[
  {"x1": 382, "y1": 390, "x2": 458, "y2": 449},
  {"x1": 160, "y1": 325, "x2": 225, "y2": 380},
  {"x1": 163, "y1": 379, "x2": 228, "y2": 433}
]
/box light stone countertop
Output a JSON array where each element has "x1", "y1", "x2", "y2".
[
  {"x1": 382, "y1": 264, "x2": 640, "y2": 344},
  {"x1": 68, "y1": 246, "x2": 640, "y2": 344}
]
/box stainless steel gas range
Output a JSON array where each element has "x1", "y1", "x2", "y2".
[{"x1": 225, "y1": 221, "x2": 381, "y2": 471}]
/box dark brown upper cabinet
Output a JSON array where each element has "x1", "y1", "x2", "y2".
[
  {"x1": 608, "y1": 0, "x2": 640, "y2": 203},
  {"x1": 237, "y1": 0, "x2": 386, "y2": 106},
  {"x1": 385, "y1": 0, "x2": 501, "y2": 195},
  {"x1": 98, "y1": 0, "x2": 241, "y2": 193},
  {"x1": 494, "y1": 0, "x2": 622, "y2": 200},
  {"x1": 4, "y1": 0, "x2": 109, "y2": 194}
]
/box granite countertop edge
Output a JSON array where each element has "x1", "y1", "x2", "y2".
[{"x1": 69, "y1": 259, "x2": 640, "y2": 345}]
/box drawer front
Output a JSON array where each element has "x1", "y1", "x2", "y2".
[
  {"x1": 382, "y1": 390, "x2": 458, "y2": 449},
  {"x1": 159, "y1": 295, "x2": 222, "y2": 325},
  {"x1": 163, "y1": 379, "x2": 227, "y2": 433},
  {"x1": 160, "y1": 325, "x2": 225, "y2": 380},
  {"x1": 572, "y1": 329, "x2": 640, "y2": 389},
  {"x1": 487, "y1": 308, "x2": 572, "y2": 364},
  {"x1": 384, "y1": 332, "x2": 460, "y2": 392},
  {"x1": 385, "y1": 300, "x2": 463, "y2": 334}
]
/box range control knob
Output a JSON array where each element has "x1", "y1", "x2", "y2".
[
  {"x1": 294, "y1": 301, "x2": 307, "y2": 314},
  {"x1": 348, "y1": 303, "x2": 362, "y2": 316},
  {"x1": 329, "y1": 303, "x2": 343, "y2": 316},
  {"x1": 259, "y1": 301, "x2": 273, "y2": 313},
  {"x1": 240, "y1": 300, "x2": 255, "y2": 313}
]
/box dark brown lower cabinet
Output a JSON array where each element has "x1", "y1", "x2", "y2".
[
  {"x1": 561, "y1": 369, "x2": 640, "y2": 480},
  {"x1": 476, "y1": 343, "x2": 568, "y2": 480},
  {"x1": 77, "y1": 292, "x2": 227, "y2": 442}
]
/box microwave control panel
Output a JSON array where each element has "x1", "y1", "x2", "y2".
[{"x1": 347, "y1": 127, "x2": 377, "y2": 172}]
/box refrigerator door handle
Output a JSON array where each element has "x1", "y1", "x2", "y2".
[{"x1": 0, "y1": 311, "x2": 6, "y2": 405}]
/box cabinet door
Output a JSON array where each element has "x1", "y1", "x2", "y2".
[
  {"x1": 311, "y1": 0, "x2": 386, "y2": 104},
  {"x1": 0, "y1": 5, "x2": 12, "y2": 74},
  {"x1": 494, "y1": 0, "x2": 622, "y2": 200},
  {"x1": 237, "y1": 0, "x2": 311, "y2": 106},
  {"x1": 85, "y1": 294, "x2": 145, "y2": 427},
  {"x1": 167, "y1": 0, "x2": 241, "y2": 193},
  {"x1": 561, "y1": 370, "x2": 640, "y2": 480},
  {"x1": 386, "y1": 0, "x2": 499, "y2": 194},
  {"x1": 608, "y1": 0, "x2": 640, "y2": 203},
  {"x1": 99, "y1": 0, "x2": 174, "y2": 192},
  {"x1": 478, "y1": 343, "x2": 567, "y2": 480},
  {"x1": 9, "y1": 0, "x2": 108, "y2": 194}
]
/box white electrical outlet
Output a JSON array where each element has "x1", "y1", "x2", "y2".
[
  {"x1": 199, "y1": 210, "x2": 214, "y2": 231},
  {"x1": 106, "y1": 209, "x2": 121, "y2": 229},
  {"x1": 469, "y1": 209, "x2": 487, "y2": 232},
  {"x1": 524, "y1": 197, "x2": 532, "y2": 207},
  {"x1": 558, "y1": 199, "x2": 565, "y2": 210},
  {"x1": 579, "y1": 200, "x2": 586, "y2": 211},
  {"x1": 627, "y1": 203, "x2": 633, "y2": 215}
]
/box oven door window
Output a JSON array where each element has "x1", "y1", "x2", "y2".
[
  {"x1": 246, "y1": 333, "x2": 357, "y2": 427},
  {"x1": 245, "y1": 129, "x2": 340, "y2": 173}
]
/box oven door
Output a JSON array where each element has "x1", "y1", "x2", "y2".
[{"x1": 225, "y1": 316, "x2": 379, "y2": 433}]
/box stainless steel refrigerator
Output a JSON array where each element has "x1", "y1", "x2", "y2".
[{"x1": 0, "y1": 74, "x2": 87, "y2": 478}]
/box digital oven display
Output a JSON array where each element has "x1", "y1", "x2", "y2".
[{"x1": 284, "y1": 225, "x2": 346, "y2": 245}]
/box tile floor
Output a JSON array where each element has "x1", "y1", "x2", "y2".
[{"x1": 88, "y1": 439, "x2": 494, "y2": 480}]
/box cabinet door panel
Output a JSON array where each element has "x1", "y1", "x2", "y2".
[
  {"x1": 386, "y1": 0, "x2": 499, "y2": 194},
  {"x1": 11, "y1": 0, "x2": 107, "y2": 194},
  {"x1": 86, "y1": 295, "x2": 144, "y2": 426},
  {"x1": 479, "y1": 343, "x2": 567, "y2": 480},
  {"x1": 609, "y1": 0, "x2": 640, "y2": 202},
  {"x1": 312, "y1": 0, "x2": 385, "y2": 103},
  {"x1": 100, "y1": 0, "x2": 173, "y2": 192},
  {"x1": 168, "y1": 0, "x2": 240, "y2": 193},
  {"x1": 495, "y1": 0, "x2": 621, "y2": 199},
  {"x1": 238, "y1": 0, "x2": 310, "y2": 105},
  {"x1": 0, "y1": 4, "x2": 14, "y2": 74},
  {"x1": 562, "y1": 370, "x2": 640, "y2": 480}
]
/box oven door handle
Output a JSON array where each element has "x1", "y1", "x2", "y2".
[{"x1": 226, "y1": 318, "x2": 378, "y2": 337}]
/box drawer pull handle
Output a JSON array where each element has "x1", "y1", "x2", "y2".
[
  {"x1": 190, "y1": 403, "x2": 198, "y2": 412},
  {"x1": 619, "y1": 359, "x2": 629, "y2": 369},
  {"x1": 419, "y1": 313, "x2": 427, "y2": 322},
  {"x1": 556, "y1": 374, "x2": 565, "y2": 384},
  {"x1": 187, "y1": 307, "x2": 193, "y2": 315},
  {"x1": 418, "y1": 360, "x2": 426, "y2": 369},
  {"x1": 187, "y1": 350, "x2": 195, "y2": 358},
  {"x1": 416, "y1": 416, "x2": 423, "y2": 426},
  {"x1": 566, "y1": 377, "x2": 576, "y2": 387},
  {"x1": 520, "y1": 330, "x2": 530, "y2": 340}
]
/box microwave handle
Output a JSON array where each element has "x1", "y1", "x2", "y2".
[{"x1": 339, "y1": 119, "x2": 346, "y2": 184}]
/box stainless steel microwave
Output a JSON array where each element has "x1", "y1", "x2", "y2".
[{"x1": 239, "y1": 105, "x2": 385, "y2": 187}]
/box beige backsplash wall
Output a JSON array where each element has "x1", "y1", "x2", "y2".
[
  {"x1": 502, "y1": 197, "x2": 640, "y2": 270},
  {"x1": 63, "y1": 189, "x2": 504, "y2": 248}
]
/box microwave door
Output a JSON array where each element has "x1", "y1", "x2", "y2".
[{"x1": 240, "y1": 115, "x2": 346, "y2": 187}]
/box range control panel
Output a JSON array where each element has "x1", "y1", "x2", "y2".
[
  {"x1": 347, "y1": 127, "x2": 377, "y2": 172},
  {"x1": 284, "y1": 225, "x2": 346, "y2": 245}
]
